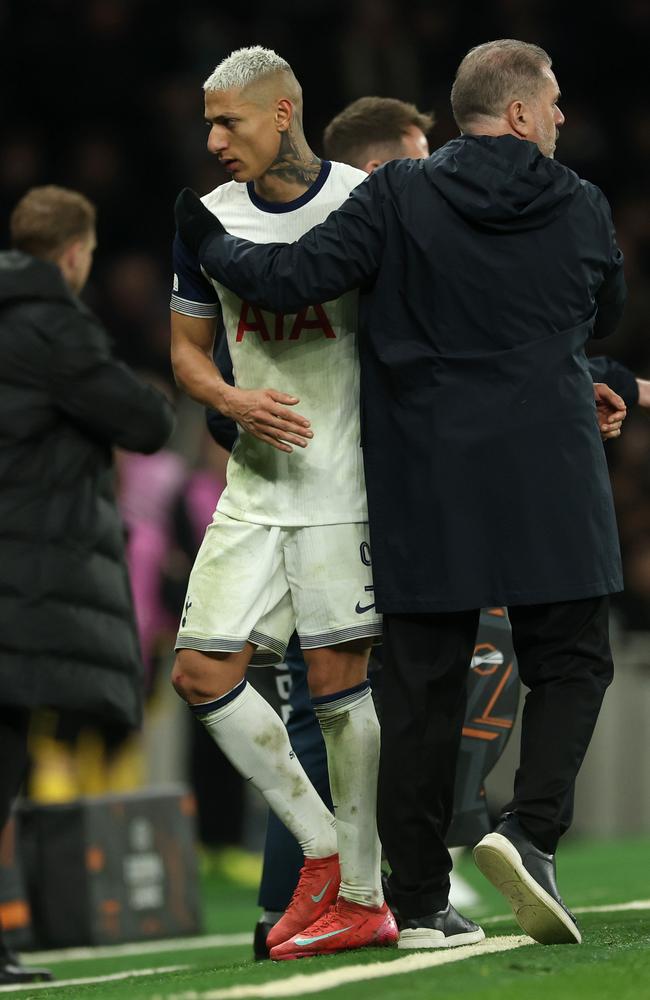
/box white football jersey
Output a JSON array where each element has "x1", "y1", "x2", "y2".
[{"x1": 172, "y1": 161, "x2": 368, "y2": 527}]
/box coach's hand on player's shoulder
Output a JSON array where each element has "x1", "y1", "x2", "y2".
[
  {"x1": 175, "y1": 188, "x2": 225, "y2": 257},
  {"x1": 220, "y1": 385, "x2": 313, "y2": 453},
  {"x1": 593, "y1": 382, "x2": 626, "y2": 440}
]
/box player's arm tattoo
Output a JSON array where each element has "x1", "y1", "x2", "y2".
[{"x1": 267, "y1": 127, "x2": 321, "y2": 186}]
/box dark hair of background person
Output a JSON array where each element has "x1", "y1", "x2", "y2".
[
  {"x1": 323, "y1": 96, "x2": 434, "y2": 167},
  {"x1": 451, "y1": 38, "x2": 552, "y2": 131},
  {"x1": 10, "y1": 185, "x2": 96, "y2": 260}
]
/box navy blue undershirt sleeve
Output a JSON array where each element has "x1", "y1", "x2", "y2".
[
  {"x1": 587, "y1": 356, "x2": 639, "y2": 408},
  {"x1": 206, "y1": 329, "x2": 238, "y2": 453},
  {"x1": 170, "y1": 232, "x2": 221, "y2": 319}
]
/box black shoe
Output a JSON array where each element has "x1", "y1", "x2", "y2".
[
  {"x1": 0, "y1": 953, "x2": 53, "y2": 984},
  {"x1": 253, "y1": 912, "x2": 282, "y2": 960},
  {"x1": 398, "y1": 903, "x2": 485, "y2": 949},
  {"x1": 473, "y1": 813, "x2": 581, "y2": 945}
]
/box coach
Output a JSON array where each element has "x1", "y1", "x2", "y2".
[{"x1": 176, "y1": 39, "x2": 626, "y2": 947}]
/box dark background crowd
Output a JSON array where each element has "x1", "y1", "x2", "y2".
[{"x1": 2, "y1": 0, "x2": 649, "y2": 635}]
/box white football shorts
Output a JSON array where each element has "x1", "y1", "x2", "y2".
[{"x1": 176, "y1": 512, "x2": 382, "y2": 665}]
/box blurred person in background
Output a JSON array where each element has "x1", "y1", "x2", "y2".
[
  {"x1": 175, "y1": 38, "x2": 628, "y2": 949},
  {"x1": 115, "y1": 380, "x2": 187, "y2": 692},
  {"x1": 159, "y1": 423, "x2": 250, "y2": 865},
  {"x1": 0, "y1": 185, "x2": 174, "y2": 983}
]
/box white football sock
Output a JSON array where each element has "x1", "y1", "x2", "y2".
[
  {"x1": 313, "y1": 682, "x2": 383, "y2": 907},
  {"x1": 193, "y1": 681, "x2": 337, "y2": 859}
]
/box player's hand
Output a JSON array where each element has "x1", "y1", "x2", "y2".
[
  {"x1": 174, "y1": 188, "x2": 225, "y2": 257},
  {"x1": 222, "y1": 386, "x2": 313, "y2": 453},
  {"x1": 594, "y1": 382, "x2": 626, "y2": 440}
]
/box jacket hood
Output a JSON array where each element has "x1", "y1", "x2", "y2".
[
  {"x1": 0, "y1": 250, "x2": 74, "y2": 306},
  {"x1": 424, "y1": 134, "x2": 581, "y2": 232}
]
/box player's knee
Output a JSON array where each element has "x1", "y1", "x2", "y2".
[
  {"x1": 171, "y1": 648, "x2": 248, "y2": 703},
  {"x1": 171, "y1": 649, "x2": 210, "y2": 702},
  {"x1": 170, "y1": 652, "x2": 191, "y2": 701}
]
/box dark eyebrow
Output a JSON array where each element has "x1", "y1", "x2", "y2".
[{"x1": 204, "y1": 114, "x2": 240, "y2": 126}]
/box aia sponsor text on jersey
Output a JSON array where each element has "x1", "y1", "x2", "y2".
[{"x1": 236, "y1": 301, "x2": 336, "y2": 342}]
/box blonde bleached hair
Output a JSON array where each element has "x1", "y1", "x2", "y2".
[{"x1": 204, "y1": 46, "x2": 293, "y2": 93}]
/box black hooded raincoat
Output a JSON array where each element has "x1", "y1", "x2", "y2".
[{"x1": 194, "y1": 135, "x2": 626, "y2": 613}]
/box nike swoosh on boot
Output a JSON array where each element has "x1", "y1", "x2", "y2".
[
  {"x1": 294, "y1": 925, "x2": 353, "y2": 946},
  {"x1": 311, "y1": 879, "x2": 332, "y2": 903}
]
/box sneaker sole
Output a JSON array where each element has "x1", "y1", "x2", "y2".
[
  {"x1": 473, "y1": 833, "x2": 581, "y2": 945},
  {"x1": 398, "y1": 926, "x2": 485, "y2": 950}
]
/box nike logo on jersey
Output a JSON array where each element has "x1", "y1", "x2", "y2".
[
  {"x1": 311, "y1": 879, "x2": 332, "y2": 904},
  {"x1": 355, "y1": 601, "x2": 375, "y2": 614},
  {"x1": 294, "y1": 925, "x2": 353, "y2": 946}
]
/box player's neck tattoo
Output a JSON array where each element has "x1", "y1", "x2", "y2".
[{"x1": 266, "y1": 123, "x2": 321, "y2": 188}]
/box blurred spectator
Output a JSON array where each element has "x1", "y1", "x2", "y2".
[
  {"x1": 0, "y1": 184, "x2": 174, "y2": 982},
  {"x1": 116, "y1": 406, "x2": 188, "y2": 688},
  {"x1": 160, "y1": 427, "x2": 246, "y2": 854}
]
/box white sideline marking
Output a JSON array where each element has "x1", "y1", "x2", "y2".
[
  {"x1": 481, "y1": 898, "x2": 650, "y2": 925},
  {"x1": 574, "y1": 899, "x2": 650, "y2": 915},
  {"x1": 0, "y1": 964, "x2": 188, "y2": 993},
  {"x1": 158, "y1": 935, "x2": 533, "y2": 1000},
  {"x1": 30, "y1": 933, "x2": 252, "y2": 963}
]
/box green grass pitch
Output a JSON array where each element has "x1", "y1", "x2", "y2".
[{"x1": 12, "y1": 836, "x2": 650, "y2": 999}]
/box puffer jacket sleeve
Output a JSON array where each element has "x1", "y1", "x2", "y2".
[{"x1": 50, "y1": 305, "x2": 175, "y2": 453}]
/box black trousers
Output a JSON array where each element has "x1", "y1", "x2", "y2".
[
  {"x1": 0, "y1": 706, "x2": 30, "y2": 950},
  {"x1": 0, "y1": 707, "x2": 30, "y2": 833},
  {"x1": 377, "y1": 596, "x2": 614, "y2": 919}
]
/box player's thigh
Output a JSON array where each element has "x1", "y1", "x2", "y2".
[
  {"x1": 175, "y1": 512, "x2": 287, "y2": 657},
  {"x1": 286, "y1": 521, "x2": 382, "y2": 648},
  {"x1": 285, "y1": 522, "x2": 380, "y2": 696}
]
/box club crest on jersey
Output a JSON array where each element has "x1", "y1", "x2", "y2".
[{"x1": 236, "y1": 301, "x2": 336, "y2": 342}]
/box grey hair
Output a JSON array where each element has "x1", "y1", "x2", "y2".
[
  {"x1": 451, "y1": 39, "x2": 552, "y2": 132},
  {"x1": 204, "y1": 46, "x2": 292, "y2": 93}
]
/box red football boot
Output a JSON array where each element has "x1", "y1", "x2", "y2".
[
  {"x1": 270, "y1": 897, "x2": 399, "y2": 960},
  {"x1": 266, "y1": 853, "x2": 341, "y2": 952}
]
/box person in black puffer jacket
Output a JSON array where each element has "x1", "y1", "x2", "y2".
[{"x1": 0, "y1": 185, "x2": 175, "y2": 983}]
